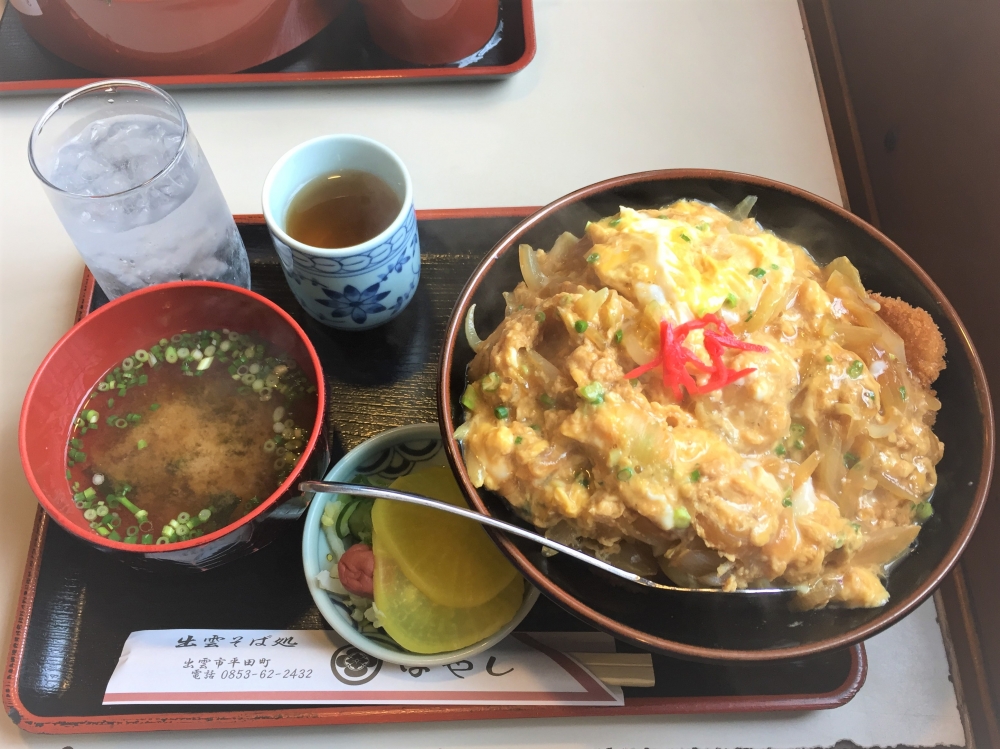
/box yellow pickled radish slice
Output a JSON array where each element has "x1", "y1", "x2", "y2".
[
  {"x1": 373, "y1": 466, "x2": 519, "y2": 608},
  {"x1": 373, "y1": 532, "x2": 524, "y2": 654}
]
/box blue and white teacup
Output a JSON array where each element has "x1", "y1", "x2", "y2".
[{"x1": 262, "y1": 135, "x2": 420, "y2": 331}]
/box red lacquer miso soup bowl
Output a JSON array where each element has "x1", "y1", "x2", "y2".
[{"x1": 19, "y1": 282, "x2": 328, "y2": 571}]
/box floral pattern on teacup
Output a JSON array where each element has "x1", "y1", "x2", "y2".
[
  {"x1": 274, "y1": 205, "x2": 420, "y2": 330},
  {"x1": 317, "y1": 282, "x2": 391, "y2": 325}
]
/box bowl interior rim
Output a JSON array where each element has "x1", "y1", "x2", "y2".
[
  {"x1": 301, "y1": 422, "x2": 539, "y2": 667},
  {"x1": 436, "y1": 167, "x2": 995, "y2": 661},
  {"x1": 18, "y1": 280, "x2": 327, "y2": 554}
]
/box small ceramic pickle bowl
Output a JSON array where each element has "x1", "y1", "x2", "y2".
[{"x1": 302, "y1": 423, "x2": 540, "y2": 667}]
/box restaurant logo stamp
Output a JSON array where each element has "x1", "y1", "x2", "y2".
[{"x1": 331, "y1": 645, "x2": 382, "y2": 685}]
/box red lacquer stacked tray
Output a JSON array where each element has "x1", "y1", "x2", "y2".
[{"x1": 0, "y1": 1, "x2": 535, "y2": 93}]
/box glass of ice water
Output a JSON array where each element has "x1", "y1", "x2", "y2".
[{"x1": 28, "y1": 79, "x2": 250, "y2": 299}]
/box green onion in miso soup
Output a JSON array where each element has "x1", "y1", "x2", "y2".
[{"x1": 66, "y1": 329, "x2": 317, "y2": 545}]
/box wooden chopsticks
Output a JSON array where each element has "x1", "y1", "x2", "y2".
[
  {"x1": 568, "y1": 652, "x2": 655, "y2": 687},
  {"x1": 525, "y1": 632, "x2": 656, "y2": 688}
]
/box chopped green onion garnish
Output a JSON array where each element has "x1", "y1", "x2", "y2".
[
  {"x1": 461, "y1": 384, "x2": 478, "y2": 410},
  {"x1": 494, "y1": 405, "x2": 509, "y2": 420},
  {"x1": 848, "y1": 360, "x2": 864, "y2": 378},
  {"x1": 790, "y1": 423, "x2": 806, "y2": 436},
  {"x1": 899, "y1": 386, "x2": 907, "y2": 401},
  {"x1": 579, "y1": 381, "x2": 604, "y2": 405},
  {"x1": 137, "y1": 440, "x2": 147, "y2": 450},
  {"x1": 690, "y1": 468, "x2": 701, "y2": 482},
  {"x1": 535, "y1": 311, "x2": 546, "y2": 322},
  {"x1": 586, "y1": 253, "x2": 600, "y2": 263},
  {"x1": 724, "y1": 292, "x2": 738, "y2": 307},
  {"x1": 614, "y1": 329, "x2": 623, "y2": 344},
  {"x1": 149, "y1": 403, "x2": 160, "y2": 411},
  {"x1": 749, "y1": 267, "x2": 767, "y2": 278},
  {"x1": 843, "y1": 452, "x2": 860, "y2": 469},
  {"x1": 914, "y1": 501, "x2": 934, "y2": 522},
  {"x1": 514, "y1": 436, "x2": 523, "y2": 445},
  {"x1": 680, "y1": 233, "x2": 691, "y2": 242},
  {"x1": 539, "y1": 393, "x2": 556, "y2": 409},
  {"x1": 745, "y1": 310, "x2": 755, "y2": 322},
  {"x1": 696, "y1": 222, "x2": 710, "y2": 231},
  {"x1": 774, "y1": 443, "x2": 786, "y2": 456},
  {"x1": 609, "y1": 217, "x2": 621, "y2": 227},
  {"x1": 673, "y1": 507, "x2": 691, "y2": 528},
  {"x1": 782, "y1": 497, "x2": 793, "y2": 508},
  {"x1": 482, "y1": 372, "x2": 501, "y2": 392},
  {"x1": 617, "y1": 467, "x2": 633, "y2": 481},
  {"x1": 793, "y1": 439, "x2": 805, "y2": 450},
  {"x1": 825, "y1": 355, "x2": 834, "y2": 363},
  {"x1": 574, "y1": 320, "x2": 588, "y2": 333},
  {"x1": 771, "y1": 263, "x2": 779, "y2": 270}
]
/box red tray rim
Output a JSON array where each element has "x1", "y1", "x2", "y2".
[
  {"x1": 2, "y1": 207, "x2": 867, "y2": 735},
  {"x1": 0, "y1": 0, "x2": 536, "y2": 94}
]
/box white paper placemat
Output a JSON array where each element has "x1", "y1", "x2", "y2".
[{"x1": 103, "y1": 629, "x2": 624, "y2": 707}]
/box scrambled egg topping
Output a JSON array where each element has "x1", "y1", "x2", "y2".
[{"x1": 459, "y1": 200, "x2": 944, "y2": 610}]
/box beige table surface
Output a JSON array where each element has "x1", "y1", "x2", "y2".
[{"x1": 0, "y1": 1, "x2": 968, "y2": 747}]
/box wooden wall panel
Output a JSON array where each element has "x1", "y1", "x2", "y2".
[{"x1": 802, "y1": 1, "x2": 1000, "y2": 745}]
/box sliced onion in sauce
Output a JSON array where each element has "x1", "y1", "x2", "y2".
[
  {"x1": 465, "y1": 303, "x2": 484, "y2": 352},
  {"x1": 546, "y1": 232, "x2": 581, "y2": 268},
  {"x1": 465, "y1": 450, "x2": 486, "y2": 488},
  {"x1": 622, "y1": 326, "x2": 657, "y2": 367},
  {"x1": 524, "y1": 349, "x2": 562, "y2": 386},
  {"x1": 824, "y1": 258, "x2": 868, "y2": 299},
  {"x1": 867, "y1": 363, "x2": 906, "y2": 438},
  {"x1": 851, "y1": 525, "x2": 920, "y2": 567},
  {"x1": 745, "y1": 278, "x2": 794, "y2": 333},
  {"x1": 875, "y1": 471, "x2": 922, "y2": 503},
  {"x1": 730, "y1": 195, "x2": 758, "y2": 221},
  {"x1": 518, "y1": 243, "x2": 548, "y2": 292}
]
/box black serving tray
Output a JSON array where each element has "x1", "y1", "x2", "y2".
[
  {"x1": 3, "y1": 210, "x2": 865, "y2": 734},
  {"x1": 0, "y1": 0, "x2": 534, "y2": 94}
]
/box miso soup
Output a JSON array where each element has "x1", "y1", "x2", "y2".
[{"x1": 66, "y1": 329, "x2": 318, "y2": 545}]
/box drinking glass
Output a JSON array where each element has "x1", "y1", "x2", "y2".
[{"x1": 29, "y1": 79, "x2": 250, "y2": 299}]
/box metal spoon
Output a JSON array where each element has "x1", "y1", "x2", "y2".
[{"x1": 299, "y1": 480, "x2": 791, "y2": 596}]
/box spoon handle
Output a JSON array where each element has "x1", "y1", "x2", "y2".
[
  {"x1": 298, "y1": 480, "x2": 659, "y2": 589},
  {"x1": 299, "y1": 480, "x2": 790, "y2": 596}
]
